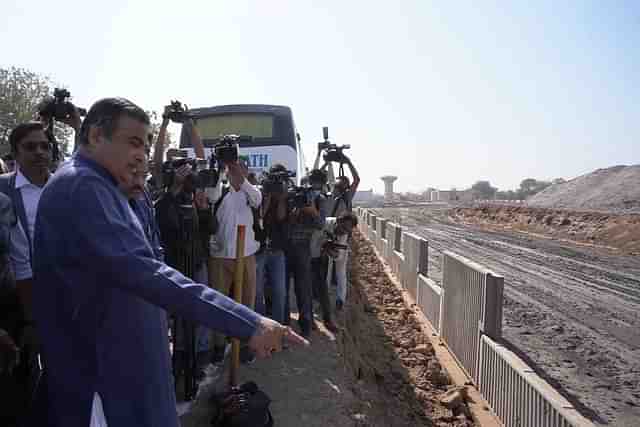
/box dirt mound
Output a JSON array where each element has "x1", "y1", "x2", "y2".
[
  {"x1": 341, "y1": 233, "x2": 475, "y2": 426},
  {"x1": 527, "y1": 164, "x2": 640, "y2": 213},
  {"x1": 451, "y1": 206, "x2": 640, "y2": 254}
]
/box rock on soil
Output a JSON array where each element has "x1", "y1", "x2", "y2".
[
  {"x1": 340, "y1": 232, "x2": 475, "y2": 426},
  {"x1": 527, "y1": 164, "x2": 640, "y2": 213}
]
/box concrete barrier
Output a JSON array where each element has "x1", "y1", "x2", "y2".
[
  {"x1": 441, "y1": 251, "x2": 504, "y2": 382},
  {"x1": 356, "y1": 209, "x2": 593, "y2": 427},
  {"x1": 417, "y1": 274, "x2": 443, "y2": 332},
  {"x1": 418, "y1": 238, "x2": 428, "y2": 276},
  {"x1": 479, "y1": 335, "x2": 595, "y2": 427},
  {"x1": 401, "y1": 232, "x2": 421, "y2": 301},
  {"x1": 387, "y1": 223, "x2": 404, "y2": 284}
]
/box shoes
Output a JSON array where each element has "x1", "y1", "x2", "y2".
[
  {"x1": 240, "y1": 347, "x2": 256, "y2": 365},
  {"x1": 324, "y1": 320, "x2": 339, "y2": 333},
  {"x1": 336, "y1": 300, "x2": 344, "y2": 312}
]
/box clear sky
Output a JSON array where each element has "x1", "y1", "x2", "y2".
[{"x1": 1, "y1": 0, "x2": 638, "y2": 193}]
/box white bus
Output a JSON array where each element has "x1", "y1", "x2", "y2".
[{"x1": 180, "y1": 104, "x2": 306, "y2": 183}]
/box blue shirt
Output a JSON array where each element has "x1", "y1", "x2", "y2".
[{"x1": 33, "y1": 153, "x2": 260, "y2": 427}]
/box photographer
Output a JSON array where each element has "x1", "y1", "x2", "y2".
[
  {"x1": 326, "y1": 154, "x2": 360, "y2": 217},
  {"x1": 209, "y1": 155, "x2": 262, "y2": 363},
  {"x1": 255, "y1": 164, "x2": 290, "y2": 325},
  {"x1": 151, "y1": 103, "x2": 205, "y2": 190},
  {"x1": 286, "y1": 169, "x2": 328, "y2": 339}
]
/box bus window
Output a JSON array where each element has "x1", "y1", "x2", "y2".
[{"x1": 195, "y1": 114, "x2": 274, "y2": 140}]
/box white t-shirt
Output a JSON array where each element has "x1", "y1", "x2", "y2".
[{"x1": 211, "y1": 181, "x2": 262, "y2": 259}]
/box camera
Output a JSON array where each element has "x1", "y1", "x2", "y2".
[
  {"x1": 262, "y1": 170, "x2": 295, "y2": 194},
  {"x1": 317, "y1": 126, "x2": 350, "y2": 163},
  {"x1": 165, "y1": 100, "x2": 191, "y2": 123},
  {"x1": 37, "y1": 88, "x2": 87, "y2": 121},
  {"x1": 214, "y1": 134, "x2": 251, "y2": 164},
  {"x1": 322, "y1": 236, "x2": 349, "y2": 259},
  {"x1": 162, "y1": 157, "x2": 219, "y2": 190},
  {"x1": 287, "y1": 186, "x2": 314, "y2": 209}
]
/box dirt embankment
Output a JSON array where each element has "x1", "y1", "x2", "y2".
[
  {"x1": 341, "y1": 233, "x2": 475, "y2": 427},
  {"x1": 527, "y1": 165, "x2": 640, "y2": 213},
  {"x1": 451, "y1": 205, "x2": 640, "y2": 255}
]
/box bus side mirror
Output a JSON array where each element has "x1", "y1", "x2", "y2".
[{"x1": 296, "y1": 132, "x2": 301, "y2": 142}]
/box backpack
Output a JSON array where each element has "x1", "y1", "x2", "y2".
[{"x1": 210, "y1": 381, "x2": 273, "y2": 427}]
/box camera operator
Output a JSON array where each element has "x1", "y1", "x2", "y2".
[
  {"x1": 286, "y1": 169, "x2": 328, "y2": 339},
  {"x1": 151, "y1": 104, "x2": 205, "y2": 191},
  {"x1": 326, "y1": 154, "x2": 360, "y2": 217},
  {"x1": 209, "y1": 155, "x2": 262, "y2": 364},
  {"x1": 255, "y1": 164, "x2": 290, "y2": 325}
]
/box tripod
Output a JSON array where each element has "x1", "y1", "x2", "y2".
[{"x1": 171, "y1": 202, "x2": 199, "y2": 401}]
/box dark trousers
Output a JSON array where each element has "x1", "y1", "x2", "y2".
[
  {"x1": 287, "y1": 239, "x2": 313, "y2": 334},
  {"x1": 311, "y1": 256, "x2": 332, "y2": 322}
]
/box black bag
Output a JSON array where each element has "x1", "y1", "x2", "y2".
[{"x1": 210, "y1": 381, "x2": 273, "y2": 427}]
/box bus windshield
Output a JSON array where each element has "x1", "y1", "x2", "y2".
[{"x1": 196, "y1": 113, "x2": 274, "y2": 139}]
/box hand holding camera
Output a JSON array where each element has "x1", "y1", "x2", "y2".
[
  {"x1": 164, "y1": 100, "x2": 191, "y2": 123},
  {"x1": 318, "y1": 126, "x2": 350, "y2": 164},
  {"x1": 37, "y1": 88, "x2": 87, "y2": 124}
]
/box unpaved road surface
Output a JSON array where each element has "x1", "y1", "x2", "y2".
[{"x1": 380, "y1": 206, "x2": 640, "y2": 426}]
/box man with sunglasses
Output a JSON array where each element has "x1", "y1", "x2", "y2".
[
  {"x1": 0, "y1": 121, "x2": 53, "y2": 426},
  {"x1": 0, "y1": 122, "x2": 52, "y2": 343}
]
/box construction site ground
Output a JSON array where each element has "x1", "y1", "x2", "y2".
[
  {"x1": 380, "y1": 205, "x2": 640, "y2": 427},
  {"x1": 181, "y1": 232, "x2": 477, "y2": 427}
]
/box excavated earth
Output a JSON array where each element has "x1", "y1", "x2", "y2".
[
  {"x1": 181, "y1": 230, "x2": 476, "y2": 427},
  {"x1": 379, "y1": 205, "x2": 640, "y2": 427},
  {"x1": 452, "y1": 205, "x2": 640, "y2": 254},
  {"x1": 341, "y1": 232, "x2": 475, "y2": 427}
]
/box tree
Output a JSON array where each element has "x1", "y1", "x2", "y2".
[
  {"x1": 519, "y1": 178, "x2": 552, "y2": 198},
  {"x1": 0, "y1": 67, "x2": 74, "y2": 157},
  {"x1": 471, "y1": 180, "x2": 497, "y2": 199}
]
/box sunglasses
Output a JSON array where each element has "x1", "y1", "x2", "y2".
[{"x1": 19, "y1": 140, "x2": 52, "y2": 152}]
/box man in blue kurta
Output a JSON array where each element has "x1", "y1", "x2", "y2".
[{"x1": 32, "y1": 98, "x2": 305, "y2": 427}]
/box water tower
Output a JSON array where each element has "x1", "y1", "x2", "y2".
[{"x1": 381, "y1": 176, "x2": 398, "y2": 201}]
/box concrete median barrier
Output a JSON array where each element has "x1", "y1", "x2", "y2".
[{"x1": 355, "y1": 208, "x2": 595, "y2": 427}]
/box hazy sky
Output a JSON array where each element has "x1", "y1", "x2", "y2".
[{"x1": 1, "y1": 1, "x2": 638, "y2": 193}]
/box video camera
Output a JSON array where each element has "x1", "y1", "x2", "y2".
[
  {"x1": 318, "y1": 126, "x2": 350, "y2": 163},
  {"x1": 287, "y1": 185, "x2": 315, "y2": 210},
  {"x1": 214, "y1": 134, "x2": 251, "y2": 164},
  {"x1": 162, "y1": 156, "x2": 219, "y2": 190},
  {"x1": 262, "y1": 170, "x2": 296, "y2": 194},
  {"x1": 165, "y1": 100, "x2": 191, "y2": 123},
  {"x1": 322, "y1": 231, "x2": 349, "y2": 258},
  {"x1": 37, "y1": 88, "x2": 87, "y2": 122}
]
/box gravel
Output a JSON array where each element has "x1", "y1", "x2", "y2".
[{"x1": 527, "y1": 165, "x2": 640, "y2": 213}]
